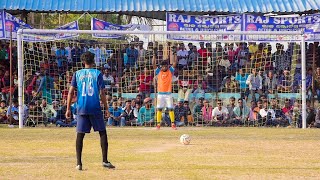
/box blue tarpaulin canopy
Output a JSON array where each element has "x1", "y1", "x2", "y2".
[{"x1": 1, "y1": 0, "x2": 319, "y2": 20}]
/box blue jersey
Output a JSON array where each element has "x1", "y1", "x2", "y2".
[{"x1": 71, "y1": 69, "x2": 105, "y2": 115}]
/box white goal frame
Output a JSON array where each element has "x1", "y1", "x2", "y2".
[{"x1": 17, "y1": 29, "x2": 307, "y2": 129}]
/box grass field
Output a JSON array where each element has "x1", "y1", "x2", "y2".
[{"x1": 0, "y1": 126, "x2": 319, "y2": 180}]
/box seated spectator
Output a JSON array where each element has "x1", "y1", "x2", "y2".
[
  {"x1": 121, "y1": 100, "x2": 135, "y2": 126},
  {"x1": 132, "y1": 102, "x2": 141, "y2": 125},
  {"x1": 137, "y1": 97, "x2": 155, "y2": 126},
  {"x1": 173, "y1": 100, "x2": 188, "y2": 127},
  {"x1": 314, "y1": 67, "x2": 320, "y2": 103},
  {"x1": 41, "y1": 98, "x2": 57, "y2": 125},
  {"x1": 264, "y1": 70, "x2": 278, "y2": 95},
  {"x1": 107, "y1": 101, "x2": 125, "y2": 127},
  {"x1": 178, "y1": 71, "x2": 193, "y2": 101},
  {"x1": 7, "y1": 99, "x2": 28, "y2": 127},
  {"x1": 235, "y1": 68, "x2": 249, "y2": 100},
  {"x1": 292, "y1": 102, "x2": 301, "y2": 128},
  {"x1": 193, "y1": 83, "x2": 205, "y2": 100},
  {"x1": 27, "y1": 101, "x2": 42, "y2": 126},
  {"x1": 201, "y1": 99, "x2": 213, "y2": 125},
  {"x1": 282, "y1": 99, "x2": 293, "y2": 125},
  {"x1": 248, "y1": 100, "x2": 258, "y2": 124},
  {"x1": 266, "y1": 99, "x2": 288, "y2": 127},
  {"x1": 193, "y1": 97, "x2": 204, "y2": 125},
  {"x1": 246, "y1": 68, "x2": 263, "y2": 101},
  {"x1": 232, "y1": 99, "x2": 250, "y2": 125},
  {"x1": 226, "y1": 97, "x2": 236, "y2": 121},
  {"x1": 0, "y1": 100, "x2": 7, "y2": 123},
  {"x1": 221, "y1": 76, "x2": 238, "y2": 92},
  {"x1": 183, "y1": 101, "x2": 193, "y2": 125},
  {"x1": 212, "y1": 99, "x2": 229, "y2": 126},
  {"x1": 278, "y1": 68, "x2": 293, "y2": 93},
  {"x1": 314, "y1": 106, "x2": 320, "y2": 128},
  {"x1": 306, "y1": 100, "x2": 316, "y2": 128}
]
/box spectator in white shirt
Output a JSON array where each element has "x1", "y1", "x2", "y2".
[
  {"x1": 212, "y1": 99, "x2": 229, "y2": 126},
  {"x1": 177, "y1": 43, "x2": 189, "y2": 70}
]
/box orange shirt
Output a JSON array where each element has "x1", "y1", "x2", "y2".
[{"x1": 156, "y1": 67, "x2": 174, "y2": 93}]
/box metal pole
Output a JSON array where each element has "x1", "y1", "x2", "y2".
[
  {"x1": 17, "y1": 30, "x2": 24, "y2": 129},
  {"x1": 312, "y1": 43, "x2": 315, "y2": 106},
  {"x1": 9, "y1": 26, "x2": 13, "y2": 122},
  {"x1": 301, "y1": 35, "x2": 307, "y2": 129}
]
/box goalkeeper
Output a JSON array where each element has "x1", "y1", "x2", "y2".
[{"x1": 152, "y1": 51, "x2": 177, "y2": 130}]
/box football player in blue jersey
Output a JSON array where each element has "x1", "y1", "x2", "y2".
[{"x1": 66, "y1": 51, "x2": 115, "y2": 171}]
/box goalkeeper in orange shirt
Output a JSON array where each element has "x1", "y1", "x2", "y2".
[{"x1": 152, "y1": 50, "x2": 177, "y2": 130}]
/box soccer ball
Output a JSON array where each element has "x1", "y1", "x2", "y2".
[{"x1": 180, "y1": 134, "x2": 191, "y2": 145}]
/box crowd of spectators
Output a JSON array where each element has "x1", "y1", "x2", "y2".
[{"x1": 0, "y1": 39, "x2": 320, "y2": 128}]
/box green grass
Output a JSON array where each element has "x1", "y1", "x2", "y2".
[{"x1": 0, "y1": 125, "x2": 319, "y2": 179}]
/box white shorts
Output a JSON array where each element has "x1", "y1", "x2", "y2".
[{"x1": 156, "y1": 94, "x2": 174, "y2": 109}]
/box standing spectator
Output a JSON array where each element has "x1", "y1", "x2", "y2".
[
  {"x1": 177, "y1": 43, "x2": 189, "y2": 69},
  {"x1": 235, "y1": 68, "x2": 249, "y2": 100},
  {"x1": 126, "y1": 42, "x2": 138, "y2": 68},
  {"x1": 237, "y1": 42, "x2": 249, "y2": 68},
  {"x1": 56, "y1": 43, "x2": 68, "y2": 68},
  {"x1": 107, "y1": 101, "x2": 125, "y2": 127},
  {"x1": 173, "y1": 100, "x2": 188, "y2": 127},
  {"x1": 197, "y1": 42, "x2": 211, "y2": 70},
  {"x1": 65, "y1": 44, "x2": 72, "y2": 64},
  {"x1": 233, "y1": 99, "x2": 250, "y2": 125},
  {"x1": 102, "y1": 68, "x2": 115, "y2": 92},
  {"x1": 1, "y1": 70, "x2": 14, "y2": 102},
  {"x1": 137, "y1": 41, "x2": 147, "y2": 70},
  {"x1": 137, "y1": 97, "x2": 155, "y2": 126},
  {"x1": 71, "y1": 45, "x2": 82, "y2": 65},
  {"x1": 188, "y1": 46, "x2": 198, "y2": 69},
  {"x1": 246, "y1": 68, "x2": 263, "y2": 101},
  {"x1": 128, "y1": 68, "x2": 153, "y2": 98},
  {"x1": 306, "y1": 68, "x2": 313, "y2": 100},
  {"x1": 212, "y1": 99, "x2": 229, "y2": 126},
  {"x1": 36, "y1": 72, "x2": 54, "y2": 104}
]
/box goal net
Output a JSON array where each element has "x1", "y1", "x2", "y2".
[{"x1": 17, "y1": 30, "x2": 307, "y2": 128}]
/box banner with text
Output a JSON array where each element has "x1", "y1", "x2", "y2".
[
  {"x1": 244, "y1": 14, "x2": 320, "y2": 41},
  {"x1": 24, "y1": 20, "x2": 79, "y2": 42},
  {"x1": 166, "y1": 12, "x2": 243, "y2": 41},
  {"x1": 91, "y1": 18, "x2": 151, "y2": 39}
]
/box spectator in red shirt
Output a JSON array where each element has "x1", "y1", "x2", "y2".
[
  {"x1": 128, "y1": 67, "x2": 153, "y2": 99},
  {"x1": 178, "y1": 71, "x2": 193, "y2": 101},
  {"x1": 197, "y1": 42, "x2": 211, "y2": 69}
]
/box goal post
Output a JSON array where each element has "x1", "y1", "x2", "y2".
[{"x1": 17, "y1": 29, "x2": 307, "y2": 129}]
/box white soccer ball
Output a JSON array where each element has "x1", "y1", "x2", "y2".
[{"x1": 180, "y1": 134, "x2": 191, "y2": 145}]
